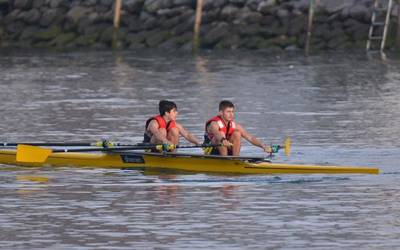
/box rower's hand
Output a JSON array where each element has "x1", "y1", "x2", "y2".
[
  {"x1": 162, "y1": 143, "x2": 175, "y2": 151},
  {"x1": 262, "y1": 144, "x2": 280, "y2": 153},
  {"x1": 221, "y1": 138, "x2": 233, "y2": 147},
  {"x1": 271, "y1": 145, "x2": 280, "y2": 153},
  {"x1": 94, "y1": 139, "x2": 115, "y2": 148},
  {"x1": 155, "y1": 141, "x2": 175, "y2": 151},
  {"x1": 262, "y1": 144, "x2": 272, "y2": 153}
]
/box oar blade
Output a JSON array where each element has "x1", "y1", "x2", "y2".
[
  {"x1": 284, "y1": 137, "x2": 291, "y2": 156},
  {"x1": 16, "y1": 145, "x2": 52, "y2": 163}
]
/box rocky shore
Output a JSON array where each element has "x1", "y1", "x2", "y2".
[{"x1": 0, "y1": 0, "x2": 398, "y2": 50}]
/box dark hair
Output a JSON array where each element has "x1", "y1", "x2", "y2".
[
  {"x1": 159, "y1": 100, "x2": 177, "y2": 115},
  {"x1": 219, "y1": 100, "x2": 234, "y2": 111}
]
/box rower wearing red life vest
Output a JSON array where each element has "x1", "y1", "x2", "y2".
[
  {"x1": 204, "y1": 100, "x2": 271, "y2": 156},
  {"x1": 144, "y1": 100, "x2": 201, "y2": 150}
]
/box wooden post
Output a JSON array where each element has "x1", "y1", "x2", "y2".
[
  {"x1": 396, "y1": 1, "x2": 400, "y2": 49},
  {"x1": 305, "y1": 0, "x2": 316, "y2": 55},
  {"x1": 112, "y1": 0, "x2": 122, "y2": 49},
  {"x1": 381, "y1": 0, "x2": 393, "y2": 51},
  {"x1": 193, "y1": 0, "x2": 204, "y2": 52}
]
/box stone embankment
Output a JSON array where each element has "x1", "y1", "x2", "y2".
[{"x1": 0, "y1": 0, "x2": 398, "y2": 50}]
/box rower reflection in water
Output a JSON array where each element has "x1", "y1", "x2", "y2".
[
  {"x1": 204, "y1": 100, "x2": 272, "y2": 156},
  {"x1": 143, "y1": 100, "x2": 201, "y2": 151}
]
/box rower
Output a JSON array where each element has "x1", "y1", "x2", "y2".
[
  {"x1": 204, "y1": 100, "x2": 271, "y2": 156},
  {"x1": 144, "y1": 100, "x2": 201, "y2": 151}
]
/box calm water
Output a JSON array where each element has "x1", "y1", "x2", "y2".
[{"x1": 0, "y1": 49, "x2": 400, "y2": 249}]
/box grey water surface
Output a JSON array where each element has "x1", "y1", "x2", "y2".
[{"x1": 0, "y1": 49, "x2": 400, "y2": 249}]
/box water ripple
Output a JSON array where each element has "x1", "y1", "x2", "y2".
[{"x1": 1, "y1": 50, "x2": 400, "y2": 249}]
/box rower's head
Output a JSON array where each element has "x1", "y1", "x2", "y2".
[
  {"x1": 159, "y1": 100, "x2": 178, "y2": 121},
  {"x1": 218, "y1": 100, "x2": 235, "y2": 121}
]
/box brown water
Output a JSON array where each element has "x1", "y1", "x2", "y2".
[{"x1": 0, "y1": 50, "x2": 400, "y2": 249}]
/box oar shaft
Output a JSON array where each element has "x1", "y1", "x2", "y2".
[
  {"x1": 3, "y1": 141, "x2": 220, "y2": 149},
  {"x1": 1, "y1": 140, "x2": 132, "y2": 147},
  {"x1": 117, "y1": 143, "x2": 219, "y2": 148},
  {"x1": 52, "y1": 146, "x2": 156, "y2": 153},
  {"x1": 1, "y1": 142, "x2": 96, "y2": 147},
  {"x1": 176, "y1": 144, "x2": 220, "y2": 149},
  {"x1": 2, "y1": 142, "x2": 151, "y2": 148},
  {"x1": 50, "y1": 144, "x2": 221, "y2": 153}
]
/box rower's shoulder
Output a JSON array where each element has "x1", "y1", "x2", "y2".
[{"x1": 147, "y1": 119, "x2": 159, "y2": 128}]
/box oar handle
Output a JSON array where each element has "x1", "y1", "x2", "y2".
[
  {"x1": 264, "y1": 137, "x2": 291, "y2": 157},
  {"x1": 271, "y1": 137, "x2": 291, "y2": 156}
]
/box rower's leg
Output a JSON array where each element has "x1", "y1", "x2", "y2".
[
  {"x1": 150, "y1": 128, "x2": 167, "y2": 144},
  {"x1": 217, "y1": 146, "x2": 228, "y2": 156},
  {"x1": 212, "y1": 137, "x2": 228, "y2": 156},
  {"x1": 167, "y1": 127, "x2": 180, "y2": 145},
  {"x1": 229, "y1": 130, "x2": 241, "y2": 156}
]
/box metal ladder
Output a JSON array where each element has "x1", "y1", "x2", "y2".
[{"x1": 366, "y1": 0, "x2": 393, "y2": 51}]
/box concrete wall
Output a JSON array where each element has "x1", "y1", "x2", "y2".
[{"x1": 0, "y1": 0, "x2": 398, "y2": 51}]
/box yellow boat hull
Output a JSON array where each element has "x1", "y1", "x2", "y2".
[{"x1": 0, "y1": 149, "x2": 379, "y2": 175}]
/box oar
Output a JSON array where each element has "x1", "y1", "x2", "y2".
[
  {"x1": 279, "y1": 137, "x2": 291, "y2": 156},
  {"x1": 2, "y1": 140, "x2": 197, "y2": 148},
  {"x1": 16, "y1": 143, "x2": 220, "y2": 163},
  {"x1": 15, "y1": 137, "x2": 291, "y2": 163}
]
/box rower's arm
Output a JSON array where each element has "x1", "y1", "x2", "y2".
[
  {"x1": 208, "y1": 122, "x2": 225, "y2": 143},
  {"x1": 207, "y1": 122, "x2": 232, "y2": 147},
  {"x1": 176, "y1": 123, "x2": 201, "y2": 145},
  {"x1": 238, "y1": 124, "x2": 271, "y2": 152},
  {"x1": 147, "y1": 120, "x2": 170, "y2": 144}
]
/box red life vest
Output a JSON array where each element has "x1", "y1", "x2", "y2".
[
  {"x1": 146, "y1": 115, "x2": 176, "y2": 131},
  {"x1": 205, "y1": 115, "x2": 236, "y2": 140},
  {"x1": 143, "y1": 115, "x2": 176, "y2": 143}
]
